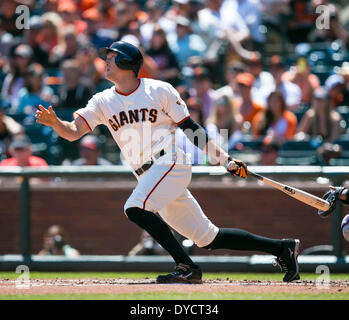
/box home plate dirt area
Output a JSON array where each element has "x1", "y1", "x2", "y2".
[{"x1": 1, "y1": 278, "x2": 349, "y2": 295}]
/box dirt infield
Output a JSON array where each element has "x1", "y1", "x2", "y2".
[{"x1": 1, "y1": 278, "x2": 349, "y2": 295}]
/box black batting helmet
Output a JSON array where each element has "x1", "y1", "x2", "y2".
[{"x1": 98, "y1": 41, "x2": 143, "y2": 76}]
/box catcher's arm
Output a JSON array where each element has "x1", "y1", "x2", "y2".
[
  {"x1": 35, "y1": 104, "x2": 90, "y2": 141},
  {"x1": 318, "y1": 186, "x2": 349, "y2": 218},
  {"x1": 332, "y1": 186, "x2": 349, "y2": 204}
]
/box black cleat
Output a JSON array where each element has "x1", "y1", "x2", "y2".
[
  {"x1": 274, "y1": 239, "x2": 301, "y2": 282},
  {"x1": 156, "y1": 263, "x2": 202, "y2": 284}
]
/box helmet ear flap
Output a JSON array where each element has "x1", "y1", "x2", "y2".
[{"x1": 115, "y1": 55, "x2": 132, "y2": 70}]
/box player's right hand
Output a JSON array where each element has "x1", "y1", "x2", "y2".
[
  {"x1": 35, "y1": 105, "x2": 57, "y2": 127},
  {"x1": 225, "y1": 157, "x2": 248, "y2": 178}
]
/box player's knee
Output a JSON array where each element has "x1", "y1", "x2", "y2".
[
  {"x1": 202, "y1": 230, "x2": 222, "y2": 250},
  {"x1": 202, "y1": 242, "x2": 214, "y2": 250},
  {"x1": 124, "y1": 207, "x2": 142, "y2": 222}
]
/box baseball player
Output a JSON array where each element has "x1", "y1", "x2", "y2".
[{"x1": 36, "y1": 41, "x2": 300, "y2": 283}]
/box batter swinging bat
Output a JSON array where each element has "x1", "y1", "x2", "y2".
[{"x1": 247, "y1": 171, "x2": 330, "y2": 211}]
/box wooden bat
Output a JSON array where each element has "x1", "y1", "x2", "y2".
[{"x1": 247, "y1": 171, "x2": 330, "y2": 211}]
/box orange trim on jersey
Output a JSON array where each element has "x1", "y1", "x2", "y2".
[
  {"x1": 176, "y1": 115, "x2": 190, "y2": 125},
  {"x1": 142, "y1": 158, "x2": 177, "y2": 210},
  {"x1": 114, "y1": 79, "x2": 141, "y2": 96},
  {"x1": 73, "y1": 112, "x2": 92, "y2": 132}
]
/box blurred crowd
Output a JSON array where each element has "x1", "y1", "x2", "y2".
[{"x1": 1, "y1": 0, "x2": 349, "y2": 167}]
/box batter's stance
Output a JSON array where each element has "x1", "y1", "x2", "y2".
[{"x1": 36, "y1": 41, "x2": 300, "y2": 283}]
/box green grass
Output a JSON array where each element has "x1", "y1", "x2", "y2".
[
  {"x1": 1, "y1": 272, "x2": 349, "y2": 300},
  {"x1": 1, "y1": 271, "x2": 349, "y2": 281}
]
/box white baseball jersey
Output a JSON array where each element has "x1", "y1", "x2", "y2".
[
  {"x1": 74, "y1": 78, "x2": 189, "y2": 170},
  {"x1": 74, "y1": 77, "x2": 219, "y2": 248}
]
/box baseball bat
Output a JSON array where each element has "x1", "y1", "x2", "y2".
[{"x1": 247, "y1": 171, "x2": 330, "y2": 211}]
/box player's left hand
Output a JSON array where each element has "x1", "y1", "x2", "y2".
[{"x1": 225, "y1": 157, "x2": 248, "y2": 178}]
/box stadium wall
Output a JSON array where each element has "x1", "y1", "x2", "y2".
[{"x1": 0, "y1": 179, "x2": 348, "y2": 256}]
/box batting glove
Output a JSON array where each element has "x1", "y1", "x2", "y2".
[{"x1": 225, "y1": 157, "x2": 248, "y2": 178}]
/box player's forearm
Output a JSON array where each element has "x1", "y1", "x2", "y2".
[
  {"x1": 178, "y1": 117, "x2": 229, "y2": 165},
  {"x1": 205, "y1": 139, "x2": 230, "y2": 165},
  {"x1": 51, "y1": 117, "x2": 82, "y2": 142}
]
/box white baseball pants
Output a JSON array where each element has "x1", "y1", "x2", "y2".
[{"x1": 124, "y1": 149, "x2": 219, "y2": 247}]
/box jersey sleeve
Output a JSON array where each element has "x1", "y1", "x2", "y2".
[
  {"x1": 161, "y1": 83, "x2": 190, "y2": 124},
  {"x1": 73, "y1": 94, "x2": 103, "y2": 131}
]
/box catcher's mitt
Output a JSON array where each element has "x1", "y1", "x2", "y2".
[{"x1": 318, "y1": 186, "x2": 345, "y2": 218}]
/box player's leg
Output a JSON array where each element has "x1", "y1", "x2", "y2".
[
  {"x1": 159, "y1": 189, "x2": 300, "y2": 282},
  {"x1": 124, "y1": 153, "x2": 202, "y2": 283},
  {"x1": 203, "y1": 229, "x2": 300, "y2": 282},
  {"x1": 125, "y1": 206, "x2": 200, "y2": 271}
]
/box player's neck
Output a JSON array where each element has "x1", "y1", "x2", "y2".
[{"x1": 114, "y1": 77, "x2": 140, "y2": 95}]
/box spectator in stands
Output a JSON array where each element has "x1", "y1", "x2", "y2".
[
  {"x1": 114, "y1": 2, "x2": 135, "y2": 41},
  {"x1": 167, "y1": 15, "x2": 207, "y2": 70},
  {"x1": 230, "y1": 0, "x2": 266, "y2": 51},
  {"x1": 0, "y1": 135, "x2": 48, "y2": 167},
  {"x1": 50, "y1": 24, "x2": 80, "y2": 69},
  {"x1": 146, "y1": 26, "x2": 180, "y2": 85},
  {"x1": 176, "y1": 85, "x2": 191, "y2": 103},
  {"x1": 23, "y1": 16, "x2": 49, "y2": 68},
  {"x1": 260, "y1": 141, "x2": 280, "y2": 166},
  {"x1": 37, "y1": 12, "x2": 63, "y2": 66},
  {"x1": 259, "y1": 0, "x2": 290, "y2": 29},
  {"x1": 282, "y1": 50, "x2": 320, "y2": 105},
  {"x1": 58, "y1": 59, "x2": 93, "y2": 109},
  {"x1": 140, "y1": 0, "x2": 176, "y2": 49},
  {"x1": 197, "y1": 0, "x2": 250, "y2": 48},
  {"x1": 175, "y1": 97, "x2": 208, "y2": 165},
  {"x1": 0, "y1": 104, "x2": 24, "y2": 159},
  {"x1": 44, "y1": 0, "x2": 59, "y2": 14},
  {"x1": 0, "y1": 0, "x2": 24, "y2": 37},
  {"x1": 81, "y1": 6, "x2": 116, "y2": 48},
  {"x1": 246, "y1": 53, "x2": 275, "y2": 107},
  {"x1": 287, "y1": 0, "x2": 317, "y2": 43},
  {"x1": 128, "y1": 230, "x2": 168, "y2": 256},
  {"x1": 63, "y1": 134, "x2": 112, "y2": 166},
  {"x1": 215, "y1": 61, "x2": 245, "y2": 100},
  {"x1": 190, "y1": 66, "x2": 219, "y2": 124},
  {"x1": 269, "y1": 55, "x2": 302, "y2": 110},
  {"x1": 18, "y1": 63, "x2": 55, "y2": 115},
  {"x1": 0, "y1": 16, "x2": 14, "y2": 58},
  {"x1": 309, "y1": 0, "x2": 349, "y2": 47},
  {"x1": 234, "y1": 72, "x2": 264, "y2": 126},
  {"x1": 167, "y1": 0, "x2": 202, "y2": 35},
  {"x1": 1, "y1": 44, "x2": 33, "y2": 111},
  {"x1": 57, "y1": 0, "x2": 87, "y2": 35},
  {"x1": 206, "y1": 95, "x2": 243, "y2": 151},
  {"x1": 97, "y1": 0, "x2": 118, "y2": 30},
  {"x1": 295, "y1": 87, "x2": 344, "y2": 143},
  {"x1": 75, "y1": 43, "x2": 104, "y2": 89},
  {"x1": 187, "y1": 96, "x2": 204, "y2": 126},
  {"x1": 252, "y1": 91, "x2": 297, "y2": 142},
  {"x1": 38, "y1": 225, "x2": 80, "y2": 257},
  {"x1": 325, "y1": 74, "x2": 345, "y2": 108},
  {"x1": 339, "y1": 63, "x2": 349, "y2": 106},
  {"x1": 196, "y1": 0, "x2": 253, "y2": 79}
]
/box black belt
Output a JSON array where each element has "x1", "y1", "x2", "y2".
[{"x1": 135, "y1": 149, "x2": 166, "y2": 176}]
